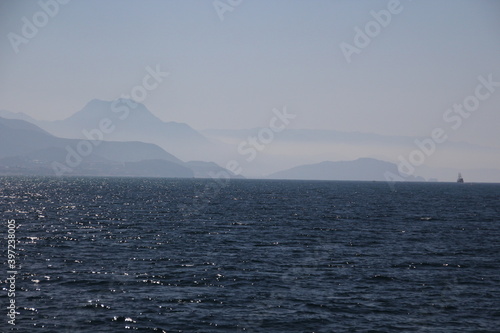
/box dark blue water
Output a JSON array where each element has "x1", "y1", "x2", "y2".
[{"x1": 1, "y1": 177, "x2": 499, "y2": 332}]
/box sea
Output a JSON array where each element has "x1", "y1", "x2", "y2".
[{"x1": 1, "y1": 177, "x2": 499, "y2": 332}]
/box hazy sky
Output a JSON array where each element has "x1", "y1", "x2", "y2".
[{"x1": 1, "y1": 0, "x2": 499, "y2": 148}]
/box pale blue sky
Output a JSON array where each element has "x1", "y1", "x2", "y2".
[{"x1": 1, "y1": 0, "x2": 499, "y2": 147}]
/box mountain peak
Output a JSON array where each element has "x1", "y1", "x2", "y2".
[{"x1": 66, "y1": 99, "x2": 159, "y2": 123}]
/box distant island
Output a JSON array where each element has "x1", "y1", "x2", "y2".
[{"x1": 267, "y1": 158, "x2": 425, "y2": 182}]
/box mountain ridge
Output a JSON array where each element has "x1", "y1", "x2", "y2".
[
  {"x1": 0, "y1": 116, "x2": 239, "y2": 179},
  {"x1": 1, "y1": 100, "x2": 211, "y2": 162},
  {"x1": 268, "y1": 158, "x2": 425, "y2": 182}
]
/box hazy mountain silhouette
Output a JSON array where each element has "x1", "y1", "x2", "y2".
[
  {"x1": 203, "y1": 127, "x2": 500, "y2": 179},
  {"x1": 4, "y1": 102, "x2": 500, "y2": 182},
  {"x1": 0, "y1": 109, "x2": 40, "y2": 125},
  {"x1": 1, "y1": 99, "x2": 211, "y2": 162},
  {"x1": 0, "y1": 117, "x2": 238, "y2": 178},
  {"x1": 268, "y1": 158, "x2": 425, "y2": 181}
]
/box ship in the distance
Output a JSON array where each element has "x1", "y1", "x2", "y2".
[{"x1": 457, "y1": 173, "x2": 464, "y2": 183}]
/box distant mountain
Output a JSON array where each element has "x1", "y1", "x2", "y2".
[
  {"x1": 203, "y1": 128, "x2": 500, "y2": 179},
  {"x1": 5, "y1": 102, "x2": 499, "y2": 181},
  {"x1": 0, "y1": 117, "x2": 180, "y2": 162},
  {"x1": 2, "y1": 99, "x2": 212, "y2": 162},
  {"x1": 0, "y1": 117, "x2": 239, "y2": 179},
  {"x1": 268, "y1": 158, "x2": 425, "y2": 182},
  {"x1": 0, "y1": 109, "x2": 40, "y2": 124},
  {"x1": 0, "y1": 116, "x2": 51, "y2": 135}
]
